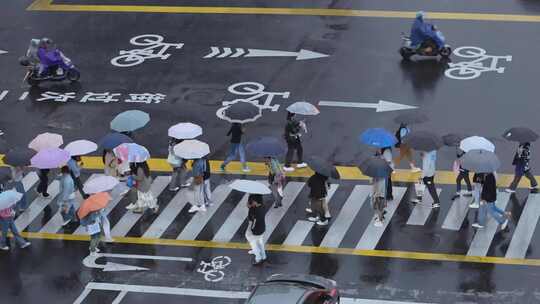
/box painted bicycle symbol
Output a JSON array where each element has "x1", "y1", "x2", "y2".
[
  {"x1": 111, "y1": 34, "x2": 184, "y2": 67},
  {"x1": 445, "y1": 46, "x2": 512, "y2": 80},
  {"x1": 216, "y1": 82, "x2": 290, "y2": 122},
  {"x1": 197, "y1": 256, "x2": 231, "y2": 282}
]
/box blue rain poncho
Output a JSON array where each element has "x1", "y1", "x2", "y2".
[{"x1": 410, "y1": 15, "x2": 445, "y2": 49}]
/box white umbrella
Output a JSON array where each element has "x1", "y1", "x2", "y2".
[
  {"x1": 28, "y1": 132, "x2": 63, "y2": 151},
  {"x1": 229, "y1": 180, "x2": 271, "y2": 194},
  {"x1": 168, "y1": 122, "x2": 203, "y2": 139},
  {"x1": 83, "y1": 175, "x2": 120, "y2": 194},
  {"x1": 0, "y1": 190, "x2": 23, "y2": 210},
  {"x1": 460, "y1": 136, "x2": 495, "y2": 152},
  {"x1": 174, "y1": 140, "x2": 210, "y2": 159},
  {"x1": 286, "y1": 101, "x2": 320, "y2": 115},
  {"x1": 64, "y1": 139, "x2": 98, "y2": 156}
]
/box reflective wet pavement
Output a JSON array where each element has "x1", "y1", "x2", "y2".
[{"x1": 2, "y1": 1, "x2": 540, "y2": 303}]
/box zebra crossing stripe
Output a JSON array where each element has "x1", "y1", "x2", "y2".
[
  {"x1": 262, "y1": 182, "x2": 305, "y2": 243},
  {"x1": 212, "y1": 181, "x2": 268, "y2": 242},
  {"x1": 15, "y1": 180, "x2": 60, "y2": 232},
  {"x1": 111, "y1": 176, "x2": 169, "y2": 237},
  {"x1": 442, "y1": 195, "x2": 474, "y2": 231},
  {"x1": 21, "y1": 172, "x2": 39, "y2": 191},
  {"x1": 73, "y1": 182, "x2": 129, "y2": 235},
  {"x1": 281, "y1": 184, "x2": 339, "y2": 246},
  {"x1": 467, "y1": 192, "x2": 511, "y2": 257},
  {"x1": 320, "y1": 185, "x2": 371, "y2": 248},
  {"x1": 405, "y1": 188, "x2": 442, "y2": 226},
  {"x1": 356, "y1": 187, "x2": 407, "y2": 250},
  {"x1": 143, "y1": 188, "x2": 190, "y2": 239},
  {"x1": 505, "y1": 193, "x2": 540, "y2": 259},
  {"x1": 176, "y1": 185, "x2": 232, "y2": 240},
  {"x1": 39, "y1": 174, "x2": 98, "y2": 233}
]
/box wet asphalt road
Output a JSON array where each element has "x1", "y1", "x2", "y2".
[{"x1": 2, "y1": 1, "x2": 540, "y2": 303}]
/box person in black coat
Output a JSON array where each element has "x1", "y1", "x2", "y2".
[
  {"x1": 246, "y1": 194, "x2": 266, "y2": 265},
  {"x1": 506, "y1": 142, "x2": 538, "y2": 193},
  {"x1": 472, "y1": 173, "x2": 510, "y2": 229},
  {"x1": 306, "y1": 173, "x2": 329, "y2": 226}
]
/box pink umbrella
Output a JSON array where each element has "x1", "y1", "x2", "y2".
[
  {"x1": 28, "y1": 132, "x2": 63, "y2": 152},
  {"x1": 30, "y1": 148, "x2": 70, "y2": 169}
]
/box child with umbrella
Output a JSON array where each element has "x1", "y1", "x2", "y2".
[{"x1": 78, "y1": 191, "x2": 113, "y2": 255}]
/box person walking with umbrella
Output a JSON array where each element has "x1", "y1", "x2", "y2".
[
  {"x1": 83, "y1": 176, "x2": 119, "y2": 243},
  {"x1": 67, "y1": 155, "x2": 89, "y2": 199},
  {"x1": 379, "y1": 147, "x2": 394, "y2": 200},
  {"x1": 202, "y1": 156, "x2": 212, "y2": 205},
  {"x1": 283, "y1": 112, "x2": 307, "y2": 172},
  {"x1": 359, "y1": 156, "x2": 393, "y2": 226},
  {"x1": 472, "y1": 172, "x2": 510, "y2": 229},
  {"x1": 0, "y1": 191, "x2": 31, "y2": 251},
  {"x1": 125, "y1": 161, "x2": 158, "y2": 214},
  {"x1": 411, "y1": 149, "x2": 441, "y2": 208},
  {"x1": 189, "y1": 157, "x2": 208, "y2": 213},
  {"x1": 246, "y1": 193, "x2": 267, "y2": 265},
  {"x1": 168, "y1": 138, "x2": 189, "y2": 191},
  {"x1": 58, "y1": 166, "x2": 77, "y2": 226},
  {"x1": 266, "y1": 156, "x2": 285, "y2": 208},
  {"x1": 306, "y1": 172, "x2": 330, "y2": 226},
  {"x1": 103, "y1": 149, "x2": 119, "y2": 177},
  {"x1": 394, "y1": 123, "x2": 421, "y2": 172},
  {"x1": 220, "y1": 123, "x2": 250, "y2": 172},
  {"x1": 506, "y1": 142, "x2": 539, "y2": 194},
  {"x1": 452, "y1": 149, "x2": 473, "y2": 201},
  {"x1": 36, "y1": 168, "x2": 50, "y2": 197},
  {"x1": 10, "y1": 166, "x2": 28, "y2": 212}
]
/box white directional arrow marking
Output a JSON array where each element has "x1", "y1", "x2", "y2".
[
  {"x1": 245, "y1": 48, "x2": 329, "y2": 60},
  {"x1": 318, "y1": 100, "x2": 417, "y2": 112},
  {"x1": 83, "y1": 253, "x2": 193, "y2": 272},
  {"x1": 0, "y1": 50, "x2": 7, "y2": 55}
]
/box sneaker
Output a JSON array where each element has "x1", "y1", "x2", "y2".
[
  {"x1": 252, "y1": 259, "x2": 264, "y2": 266},
  {"x1": 273, "y1": 203, "x2": 282, "y2": 208},
  {"x1": 132, "y1": 208, "x2": 144, "y2": 213},
  {"x1": 463, "y1": 191, "x2": 473, "y2": 197},
  {"x1": 410, "y1": 198, "x2": 420, "y2": 203},
  {"x1": 472, "y1": 223, "x2": 484, "y2": 229},
  {"x1": 188, "y1": 205, "x2": 200, "y2": 213},
  {"x1": 307, "y1": 216, "x2": 320, "y2": 222},
  {"x1": 20, "y1": 242, "x2": 31, "y2": 249},
  {"x1": 531, "y1": 187, "x2": 539, "y2": 194},
  {"x1": 432, "y1": 203, "x2": 440, "y2": 208},
  {"x1": 152, "y1": 206, "x2": 159, "y2": 213},
  {"x1": 305, "y1": 208, "x2": 312, "y2": 213},
  {"x1": 500, "y1": 219, "x2": 509, "y2": 230},
  {"x1": 42, "y1": 193, "x2": 50, "y2": 198},
  {"x1": 105, "y1": 238, "x2": 114, "y2": 243},
  {"x1": 181, "y1": 183, "x2": 191, "y2": 187},
  {"x1": 169, "y1": 187, "x2": 180, "y2": 192},
  {"x1": 374, "y1": 219, "x2": 383, "y2": 227},
  {"x1": 411, "y1": 167, "x2": 421, "y2": 172},
  {"x1": 242, "y1": 167, "x2": 251, "y2": 173},
  {"x1": 0, "y1": 246, "x2": 9, "y2": 251},
  {"x1": 469, "y1": 202, "x2": 480, "y2": 208},
  {"x1": 95, "y1": 247, "x2": 101, "y2": 253},
  {"x1": 198, "y1": 205, "x2": 207, "y2": 212},
  {"x1": 125, "y1": 203, "x2": 136, "y2": 210},
  {"x1": 248, "y1": 250, "x2": 255, "y2": 255},
  {"x1": 505, "y1": 189, "x2": 516, "y2": 193},
  {"x1": 283, "y1": 166, "x2": 295, "y2": 172},
  {"x1": 296, "y1": 163, "x2": 308, "y2": 168},
  {"x1": 62, "y1": 219, "x2": 72, "y2": 226},
  {"x1": 451, "y1": 193, "x2": 460, "y2": 201},
  {"x1": 316, "y1": 219, "x2": 329, "y2": 226},
  {"x1": 218, "y1": 165, "x2": 226, "y2": 172}
]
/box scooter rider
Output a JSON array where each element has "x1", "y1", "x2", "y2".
[
  {"x1": 37, "y1": 38, "x2": 67, "y2": 77},
  {"x1": 410, "y1": 11, "x2": 444, "y2": 54}
]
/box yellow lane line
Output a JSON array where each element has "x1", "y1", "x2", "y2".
[
  {"x1": 27, "y1": 0, "x2": 540, "y2": 23},
  {"x1": 19, "y1": 231, "x2": 540, "y2": 266},
  {"x1": 0, "y1": 154, "x2": 532, "y2": 187}
]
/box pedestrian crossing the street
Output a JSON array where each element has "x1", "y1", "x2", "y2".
[{"x1": 11, "y1": 172, "x2": 540, "y2": 260}]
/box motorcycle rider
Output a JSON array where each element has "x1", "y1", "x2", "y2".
[
  {"x1": 410, "y1": 11, "x2": 444, "y2": 55},
  {"x1": 37, "y1": 38, "x2": 67, "y2": 77}
]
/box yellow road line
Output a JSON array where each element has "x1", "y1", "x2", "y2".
[
  {"x1": 0, "y1": 154, "x2": 533, "y2": 187},
  {"x1": 19, "y1": 231, "x2": 540, "y2": 266},
  {"x1": 27, "y1": 0, "x2": 540, "y2": 23}
]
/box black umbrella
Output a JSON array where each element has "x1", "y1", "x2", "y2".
[
  {"x1": 405, "y1": 131, "x2": 443, "y2": 151},
  {"x1": 358, "y1": 157, "x2": 392, "y2": 178},
  {"x1": 461, "y1": 149, "x2": 500, "y2": 173},
  {"x1": 221, "y1": 102, "x2": 262, "y2": 123},
  {"x1": 4, "y1": 147, "x2": 35, "y2": 166},
  {"x1": 442, "y1": 133, "x2": 468, "y2": 147},
  {"x1": 0, "y1": 167, "x2": 10, "y2": 184},
  {"x1": 0, "y1": 138, "x2": 8, "y2": 154},
  {"x1": 393, "y1": 112, "x2": 429, "y2": 125},
  {"x1": 306, "y1": 156, "x2": 340, "y2": 179},
  {"x1": 502, "y1": 127, "x2": 539, "y2": 143}
]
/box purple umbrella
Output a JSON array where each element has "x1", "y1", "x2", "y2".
[{"x1": 30, "y1": 148, "x2": 70, "y2": 169}]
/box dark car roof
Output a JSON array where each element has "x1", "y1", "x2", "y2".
[{"x1": 266, "y1": 274, "x2": 336, "y2": 290}]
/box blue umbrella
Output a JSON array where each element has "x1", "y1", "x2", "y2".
[
  {"x1": 110, "y1": 110, "x2": 150, "y2": 132},
  {"x1": 246, "y1": 137, "x2": 287, "y2": 158},
  {"x1": 98, "y1": 133, "x2": 134, "y2": 150},
  {"x1": 0, "y1": 190, "x2": 23, "y2": 210},
  {"x1": 360, "y1": 128, "x2": 397, "y2": 148}
]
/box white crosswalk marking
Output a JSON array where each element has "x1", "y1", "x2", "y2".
[
  {"x1": 356, "y1": 187, "x2": 407, "y2": 250},
  {"x1": 143, "y1": 188, "x2": 190, "y2": 239},
  {"x1": 40, "y1": 174, "x2": 98, "y2": 233},
  {"x1": 15, "y1": 180, "x2": 60, "y2": 231},
  {"x1": 467, "y1": 192, "x2": 511, "y2": 257},
  {"x1": 442, "y1": 195, "x2": 474, "y2": 231},
  {"x1": 176, "y1": 185, "x2": 232, "y2": 240},
  {"x1": 21, "y1": 172, "x2": 39, "y2": 191},
  {"x1": 320, "y1": 185, "x2": 371, "y2": 248},
  {"x1": 111, "y1": 176, "x2": 169, "y2": 237},
  {"x1": 406, "y1": 188, "x2": 442, "y2": 226},
  {"x1": 281, "y1": 184, "x2": 338, "y2": 246},
  {"x1": 505, "y1": 193, "x2": 540, "y2": 259},
  {"x1": 263, "y1": 182, "x2": 305, "y2": 243},
  {"x1": 212, "y1": 181, "x2": 268, "y2": 242},
  {"x1": 73, "y1": 182, "x2": 129, "y2": 235}
]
